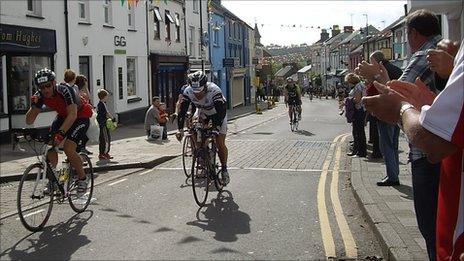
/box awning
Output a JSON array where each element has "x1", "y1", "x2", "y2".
[
  {"x1": 297, "y1": 65, "x2": 312, "y2": 73},
  {"x1": 275, "y1": 65, "x2": 292, "y2": 77},
  {"x1": 166, "y1": 12, "x2": 174, "y2": 24},
  {"x1": 154, "y1": 9, "x2": 162, "y2": 22},
  {"x1": 175, "y1": 14, "x2": 180, "y2": 26}
]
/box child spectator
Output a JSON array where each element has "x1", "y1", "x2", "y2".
[
  {"x1": 97, "y1": 89, "x2": 113, "y2": 160},
  {"x1": 158, "y1": 103, "x2": 169, "y2": 140}
]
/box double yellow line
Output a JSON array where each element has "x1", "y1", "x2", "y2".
[{"x1": 317, "y1": 133, "x2": 357, "y2": 259}]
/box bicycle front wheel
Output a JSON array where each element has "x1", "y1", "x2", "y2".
[
  {"x1": 68, "y1": 154, "x2": 94, "y2": 213},
  {"x1": 191, "y1": 150, "x2": 209, "y2": 207},
  {"x1": 17, "y1": 163, "x2": 54, "y2": 232},
  {"x1": 182, "y1": 135, "x2": 194, "y2": 178}
]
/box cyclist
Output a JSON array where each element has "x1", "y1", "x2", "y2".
[
  {"x1": 176, "y1": 71, "x2": 230, "y2": 184},
  {"x1": 283, "y1": 77, "x2": 302, "y2": 123},
  {"x1": 25, "y1": 68, "x2": 93, "y2": 196}
]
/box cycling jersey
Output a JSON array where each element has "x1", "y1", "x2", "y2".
[
  {"x1": 178, "y1": 82, "x2": 227, "y2": 133},
  {"x1": 33, "y1": 83, "x2": 92, "y2": 118},
  {"x1": 285, "y1": 84, "x2": 301, "y2": 100}
]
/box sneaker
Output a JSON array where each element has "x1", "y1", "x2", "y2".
[
  {"x1": 76, "y1": 179, "x2": 88, "y2": 197},
  {"x1": 104, "y1": 153, "x2": 114, "y2": 159},
  {"x1": 221, "y1": 169, "x2": 230, "y2": 185},
  {"x1": 80, "y1": 148, "x2": 93, "y2": 155}
]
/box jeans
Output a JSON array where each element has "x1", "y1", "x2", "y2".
[
  {"x1": 377, "y1": 120, "x2": 400, "y2": 182},
  {"x1": 411, "y1": 157, "x2": 440, "y2": 261},
  {"x1": 352, "y1": 108, "x2": 367, "y2": 156}
]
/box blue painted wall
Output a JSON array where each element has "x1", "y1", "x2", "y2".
[{"x1": 208, "y1": 13, "x2": 227, "y2": 99}]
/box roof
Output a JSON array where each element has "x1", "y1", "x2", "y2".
[
  {"x1": 297, "y1": 65, "x2": 312, "y2": 73},
  {"x1": 350, "y1": 44, "x2": 363, "y2": 55},
  {"x1": 324, "y1": 32, "x2": 351, "y2": 46},
  {"x1": 339, "y1": 31, "x2": 361, "y2": 45},
  {"x1": 275, "y1": 65, "x2": 292, "y2": 77}
]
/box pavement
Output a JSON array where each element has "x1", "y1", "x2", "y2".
[{"x1": 350, "y1": 133, "x2": 429, "y2": 261}]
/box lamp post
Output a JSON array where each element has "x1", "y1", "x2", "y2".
[
  {"x1": 363, "y1": 14, "x2": 369, "y2": 60},
  {"x1": 199, "y1": 0, "x2": 205, "y2": 72}
]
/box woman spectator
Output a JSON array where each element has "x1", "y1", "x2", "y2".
[{"x1": 345, "y1": 73, "x2": 367, "y2": 157}]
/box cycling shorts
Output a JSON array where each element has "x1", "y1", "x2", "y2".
[
  {"x1": 50, "y1": 117, "x2": 90, "y2": 146},
  {"x1": 194, "y1": 110, "x2": 228, "y2": 135},
  {"x1": 287, "y1": 99, "x2": 301, "y2": 106}
]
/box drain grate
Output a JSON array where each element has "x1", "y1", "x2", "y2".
[{"x1": 293, "y1": 141, "x2": 331, "y2": 150}]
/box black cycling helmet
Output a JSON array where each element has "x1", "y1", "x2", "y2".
[
  {"x1": 34, "y1": 68, "x2": 56, "y2": 86},
  {"x1": 188, "y1": 71, "x2": 207, "y2": 93}
]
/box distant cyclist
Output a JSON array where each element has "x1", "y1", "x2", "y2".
[
  {"x1": 283, "y1": 77, "x2": 302, "y2": 123},
  {"x1": 26, "y1": 68, "x2": 93, "y2": 196},
  {"x1": 176, "y1": 71, "x2": 230, "y2": 184}
]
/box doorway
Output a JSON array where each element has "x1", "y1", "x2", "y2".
[
  {"x1": 103, "y1": 56, "x2": 115, "y2": 115},
  {"x1": 79, "y1": 56, "x2": 92, "y2": 103}
]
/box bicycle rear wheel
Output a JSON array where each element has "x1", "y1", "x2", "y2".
[
  {"x1": 182, "y1": 135, "x2": 194, "y2": 178},
  {"x1": 191, "y1": 149, "x2": 209, "y2": 207},
  {"x1": 68, "y1": 154, "x2": 94, "y2": 213},
  {"x1": 17, "y1": 163, "x2": 54, "y2": 232}
]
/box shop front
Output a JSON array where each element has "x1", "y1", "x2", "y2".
[
  {"x1": 150, "y1": 54, "x2": 188, "y2": 113},
  {"x1": 0, "y1": 24, "x2": 57, "y2": 141}
]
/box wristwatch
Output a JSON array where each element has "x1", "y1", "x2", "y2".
[{"x1": 398, "y1": 103, "x2": 415, "y2": 129}]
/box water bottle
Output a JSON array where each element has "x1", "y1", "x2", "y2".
[{"x1": 59, "y1": 161, "x2": 70, "y2": 183}]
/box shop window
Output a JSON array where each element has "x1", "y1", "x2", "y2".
[
  {"x1": 153, "y1": 7, "x2": 161, "y2": 39},
  {"x1": 27, "y1": 0, "x2": 42, "y2": 16},
  {"x1": 128, "y1": 4, "x2": 135, "y2": 30},
  {"x1": 10, "y1": 56, "x2": 51, "y2": 112},
  {"x1": 103, "y1": 0, "x2": 113, "y2": 25},
  {"x1": 126, "y1": 58, "x2": 137, "y2": 97}
]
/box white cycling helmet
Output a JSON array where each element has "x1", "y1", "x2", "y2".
[{"x1": 188, "y1": 71, "x2": 207, "y2": 93}]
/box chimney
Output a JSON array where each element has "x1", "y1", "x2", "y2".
[
  {"x1": 331, "y1": 25, "x2": 340, "y2": 37},
  {"x1": 343, "y1": 26, "x2": 354, "y2": 33},
  {"x1": 320, "y1": 29, "x2": 329, "y2": 41}
]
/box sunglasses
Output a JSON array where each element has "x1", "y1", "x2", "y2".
[{"x1": 38, "y1": 83, "x2": 53, "y2": 90}]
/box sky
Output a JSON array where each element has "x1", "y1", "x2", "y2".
[{"x1": 221, "y1": 0, "x2": 407, "y2": 46}]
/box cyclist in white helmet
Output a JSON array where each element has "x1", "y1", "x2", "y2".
[{"x1": 176, "y1": 71, "x2": 230, "y2": 184}]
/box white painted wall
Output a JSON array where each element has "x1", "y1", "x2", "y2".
[
  {"x1": 185, "y1": 0, "x2": 209, "y2": 63},
  {"x1": 67, "y1": 0, "x2": 149, "y2": 114}
]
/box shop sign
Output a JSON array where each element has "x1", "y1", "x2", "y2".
[
  {"x1": 114, "y1": 36, "x2": 126, "y2": 47},
  {"x1": 223, "y1": 58, "x2": 239, "y2": 68},
  {"x1": 0, "y1": 24, "x2": 56, "y2": 53}
]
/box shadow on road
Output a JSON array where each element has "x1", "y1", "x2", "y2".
[
  {"x1": 294, "y1": 129, "x2": 314, "y2": 136},
  {"x1": 0, "y1": 211, "x2": 93, "y2": 260},
  {"x1": 187, "y1": 191, "x2": 251, "y2": 242}
]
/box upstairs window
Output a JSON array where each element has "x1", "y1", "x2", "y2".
[
  {"x1": 175, "y1": 13, "x2": 181, "y2": 42},
  {"x1": 27, "y1": 0, "x2": 42, "y2": 16},
  {"x1": 198, "y1": 29, "x2": 202, "y2": 58},
  {"x1": 213, "y1": 26, "x2": 219, "y2": 46},
  {"x1": 189, "y1": 26, "x2": 195, "y2": 57},
  {"x1": 128, "y1": 4, "x2": 135, "y2": 30},
  {"x1": 78, "y1": 0, "x2": 90, "y2": 22},
  {"x1": 103, "y1": 0, "x2": 113, "y2": 25},
  {"x1": 165, "y1": 11, "x2": 174, "y2": 41},
  {"x1": 193, "y1": 0, "x2": 199, "y2": 13},
  {"x1": 153, "y1": 7, "x2": 162, "y2": 39}
]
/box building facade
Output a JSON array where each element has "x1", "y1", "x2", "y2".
[
  {"x1": 148, "y1": 0, "x2": 188, "y2": 112},
  {"x1": 1, "y1": 0, "x2": 67, "y2": 139},
  {"x1": 185, "y1": 0, "x2": 210, "y2": 73},
  {"x1": 208, "y1": 8, "x2": 227, "y2": 94}
]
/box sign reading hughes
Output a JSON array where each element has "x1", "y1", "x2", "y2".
[{"x1": 0, "y1": 24, "x2": 56, "y2": 54}]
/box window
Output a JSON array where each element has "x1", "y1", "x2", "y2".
[
  {"x1": 153, "y1": 8, "x2": 161, "y2": 39},
  {"x1": 103, "y1": 0, "x2": 112, "y2": 25},
  {"x1": 0, "y1": 58, "x2": 4, "y2": 115},
  {"x1": 193, "y1": 0, "x2": 199, "y2": 13},
  {"x1": 10, "y1": 56, "x2": 51, "y2": 112},
  {"x1": 175, "y1": 13, "x2": 180, "y2": 42},
  {"x1": 78, "y1": 0, "x2": 89, "y2": 22},
  {"x1": 126, "y1": 58, "x2": 137, "y2": 97},
  {"x1": 213, "y1": 26, "x2": 219, "y2": 46},
  {"x1": 128, "y1": 4, "x2": 135, "y2": 29},
  {"x1": 165, "y1": 11, "x2": 174, "y2": 41},
  {"x1": 27, "y1": 0, "x2": 42, "y2": 16},
  {"x1": 198, "y1": 29, "x2": 202, "y2": 58},
  {"x1": 79, "y1": 56, "x2": 91, "y2": 97},
  {"x1": 189, "y1": 26, "x2": 195, "y2": 57},
  {"x1": 228, "y1": 21, "x2": 231, "y2": 37}
]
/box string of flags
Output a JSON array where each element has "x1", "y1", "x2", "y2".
[
  {"x1": 258, "y1": 23, "x2": 335, "y2": 31},
  {"x1": 118, "y1": 0, "x2": 171, "y2": 8}
]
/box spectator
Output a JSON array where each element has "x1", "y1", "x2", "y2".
[
  {"x1": 362, "y1": 40, "x2": 463, "y2": 261},
  {"x1": 158, "y1": 102, "x2": 169, "y2": 140},
  {"x1": 345, "y1": 73, "x2": 367, "y2": 157},
  {"x1": 144, "y1": 96, "x2": 161, "y2": 139},
  {"x1": 97, "y1": 89, "x2": 113, "y2": 160},
  {"x1": 75, "y1": 75, "x2": 92, "y2": 155},
  {"x1": 369, "y1": 50, "x2": 403, "y2": 186},
  {"x1": 356, "y1": 10, "x2": 442, "y2": 259}
]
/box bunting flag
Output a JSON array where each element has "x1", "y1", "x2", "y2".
[
  {"x1": 163, "y1": 0, "x2": 168, "y2": 4},
  {"x1": 120, "y1": 0, "x2": 125, "y2": 6},
  {"x1": 155, "y1": 0, "x2": 161, "y2": 5},
  {"x1": 135, "y1": 0, "x2": 139, "y2": 6}
]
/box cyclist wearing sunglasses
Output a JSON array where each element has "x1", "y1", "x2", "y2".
[{"x1": 25, "y1": 68, "x2": 93, "y2": 196}]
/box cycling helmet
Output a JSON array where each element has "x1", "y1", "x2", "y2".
[
  {"x1": 34, "y1": 68, "x2": 56, "y2": 86},
  {"x1": 188, "y1": 71, "x2": 207, "y2": 93}
]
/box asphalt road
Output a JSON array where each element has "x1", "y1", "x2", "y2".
[{"x1": 0, "y1": 98, "x2": 383, "y2": 260}]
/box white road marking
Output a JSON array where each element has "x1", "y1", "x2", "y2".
[
  {"x1": 15, "y1": 208, "x2": 45, "y2": 220},
  {"x1": 108, "y1": 178, "x2": 128, "y2": 186}
]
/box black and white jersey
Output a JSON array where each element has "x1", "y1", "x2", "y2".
[{"x1": 182, "y1": 82, "x2": 226, "y2": 117}]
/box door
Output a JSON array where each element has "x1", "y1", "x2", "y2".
[
  {"x1": 79, "y1": 56, "x2": 92, "y2": 103},
  {"x1": 103, "y1": 56, "x2": 115, "y2": 115}
]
